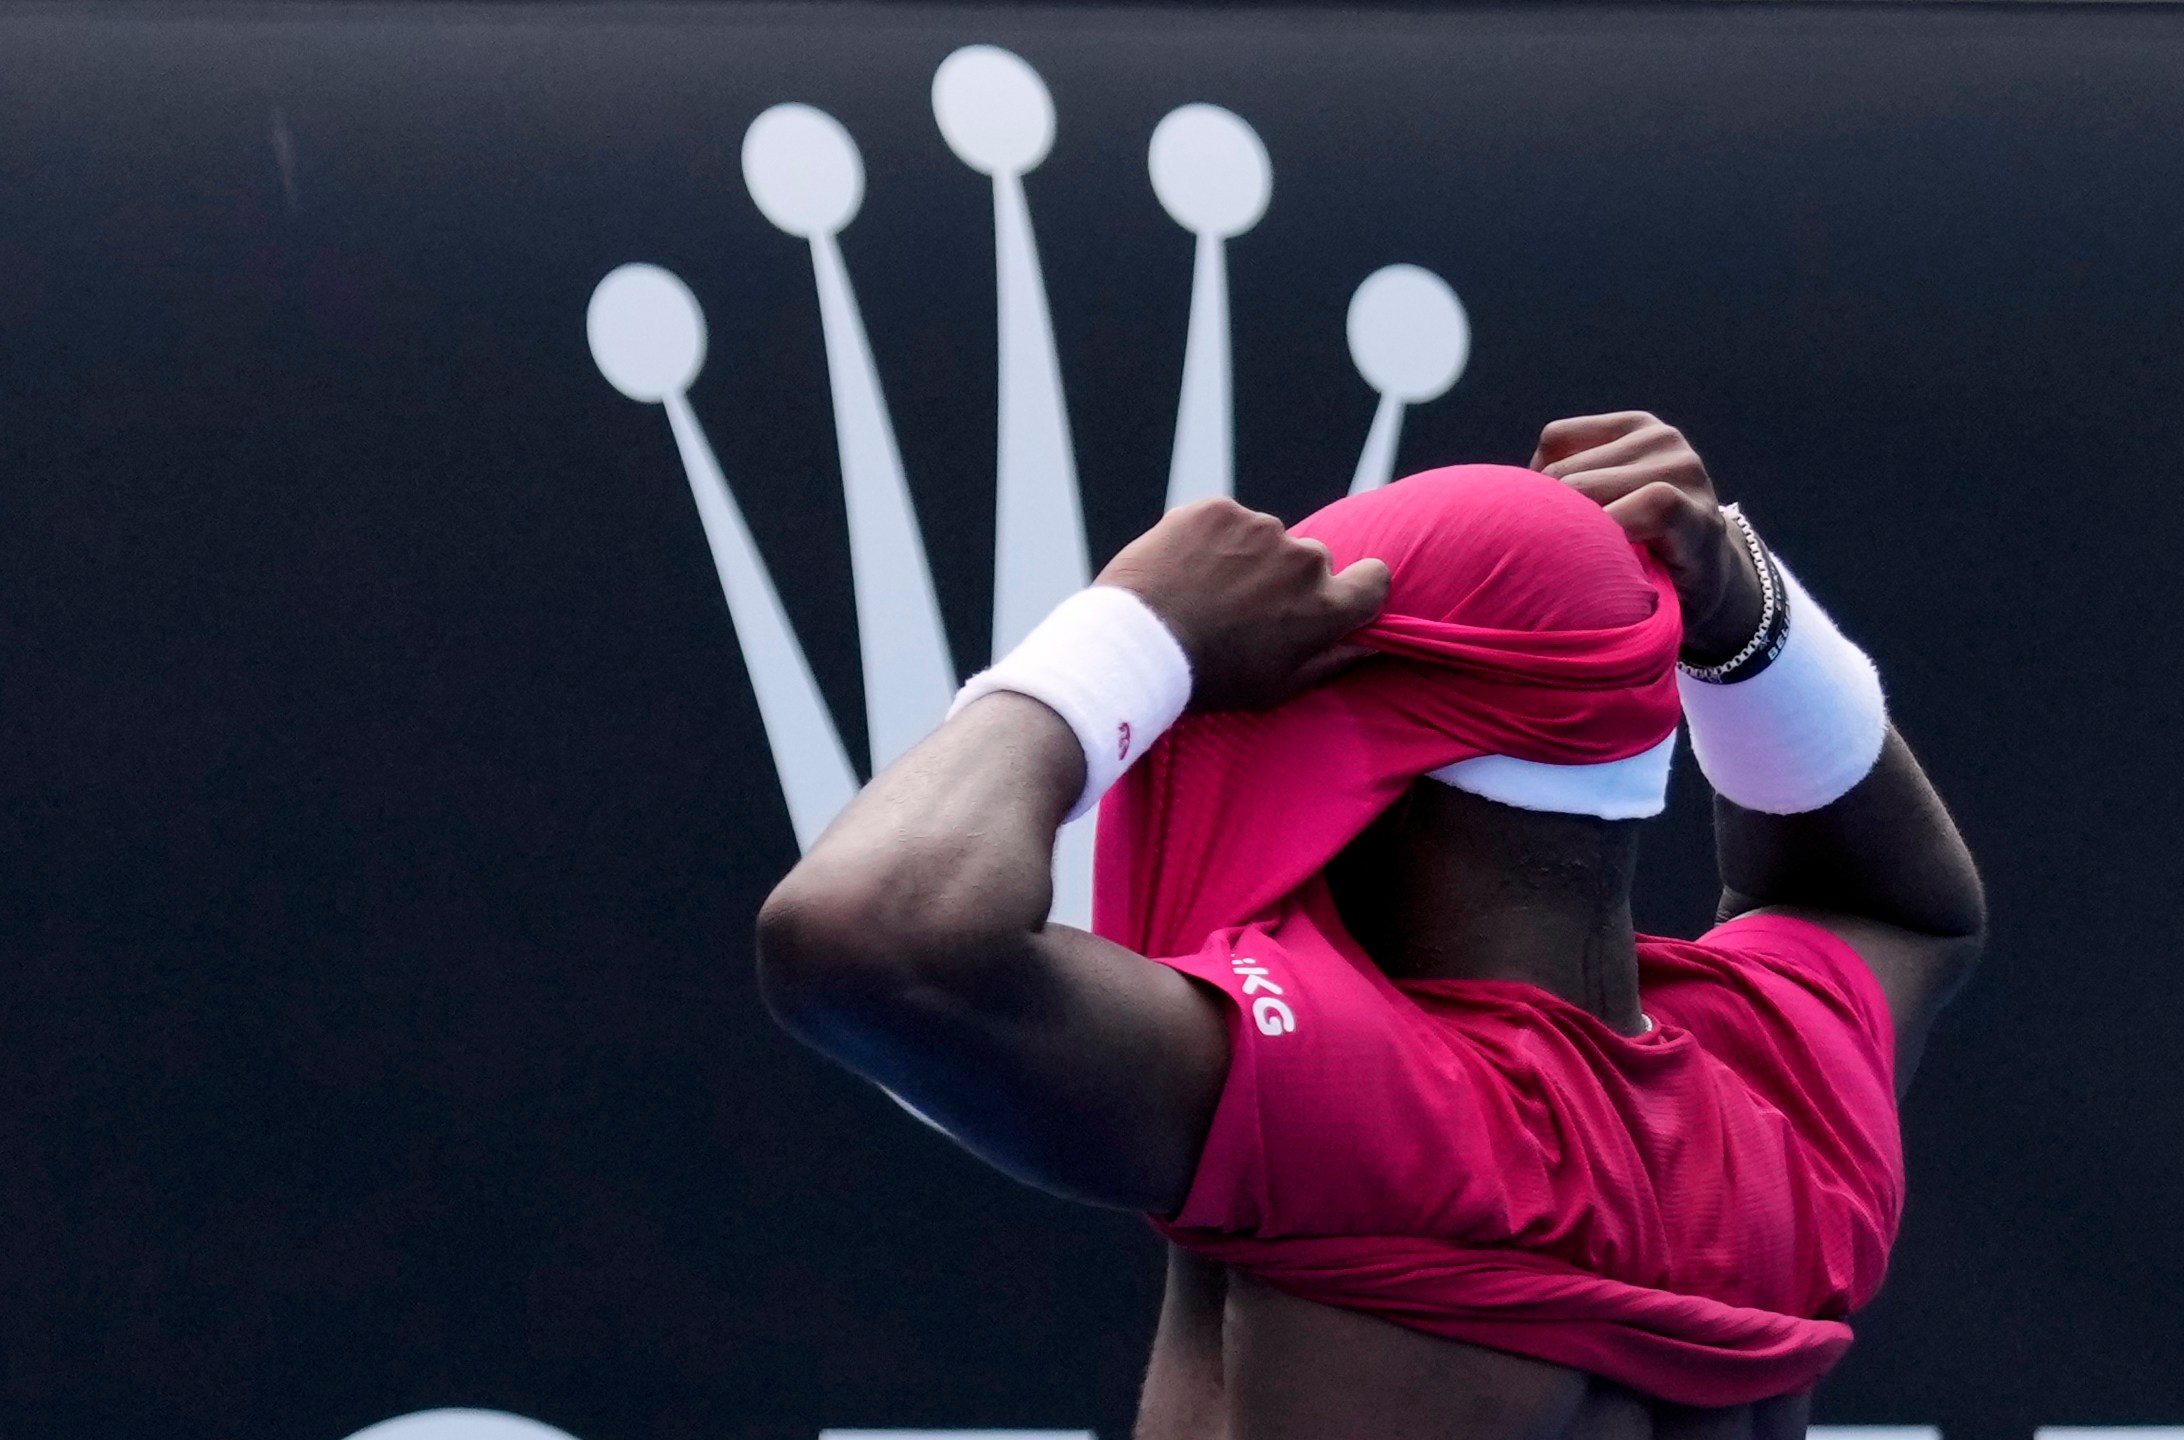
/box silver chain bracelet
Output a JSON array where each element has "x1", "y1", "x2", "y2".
[{"x1": 1675, "y1": 503, "x2": 1789, "y2": 685}]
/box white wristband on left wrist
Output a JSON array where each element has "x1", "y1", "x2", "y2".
[
  {"x1": 949, "y1": 585, "x2": 1194, "y2": 820},
  {"x1": 1677, "y1": 559, "x2": 1888, "y2": 815}
]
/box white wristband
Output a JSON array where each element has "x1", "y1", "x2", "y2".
[
  {"x1": 949, "y1": 585, "x2": 1194, "y2": 821},
  {"x1": 1677, "y1": 559, "x2": 1888, "y2": 815}
]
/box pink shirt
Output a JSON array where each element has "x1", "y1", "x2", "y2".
[{"x1": 1149, "y1": 889, "x2": 1902, "y2": 1406}]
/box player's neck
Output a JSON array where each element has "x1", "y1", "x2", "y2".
[
  {"x1": 1376, "y1": 894, "x2": 1644, "y2": 1032},
  {"x1": 1325, "y1": 784, "x2": 1648, "y2": 1036}
]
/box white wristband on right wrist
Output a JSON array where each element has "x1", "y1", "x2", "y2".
[
  {"x1": 1677, "y1": 558, "x2": 1888, "y2": 815},
  {"x1": 949, "y1": 585, "x2": 1194, "y2": 821}
]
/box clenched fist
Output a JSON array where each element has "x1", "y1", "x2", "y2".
[
  {"x1": 1531, "y1": 412, "x2": 1766, "y2": 665},
  {"x1": 1096, "y1": 498, "x2": 1390, "y2": 712}
]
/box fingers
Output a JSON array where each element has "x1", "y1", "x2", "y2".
[
  {"x1": 1531, "y1": 411, "x2": 1658, "y2": 471},
  {"x1": 1276, "y1": 557, "x2": 1384, "y2": 702},
  {"x1": 1174, "y1": 495, "x2": 1257, "y2": 524},
  {"x1": 1287, "y1": 533, "x2": 1382, "y2": 629},
  {"x1": 1536, "y1": 425, "x2": 1664, "y2": 484},
  {"x1": 1325, "y1": 557, "x2": 1391, "y2": 631},
  {"x1": 1603, "y1": 480, "x2": 1712, "y2": 560},
  {"x1": 1554, "y1": 461, "x2": 1668, "y2": 508},
  {"x1": 1292, "y1": 534, "x2": 1334, "y2": 567},
  {"x1": 1542, "y1": 415, "x2": 1715, "y2": 524},
  {"x1": 1161, "y1": 496, "x2": 1281, "y2": 553}
]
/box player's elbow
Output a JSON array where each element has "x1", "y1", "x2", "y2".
[
  {"x1": 1929, "y1": 851, "x2": 1989, "y2": 949},
  {"x1": 1955, "y1": 875, "x2": 1989, "y2": 950},
  {"x1": 1874, "y1": 822, "x2": 1990, "y2": 957},
  {"x1": 1915, "y1": 865, "x2": 1989, "y2": 1007},
  {"x1": 757, "y1": 865, "x2": 902, "y2": 1037},
  {"x1": 1921, "y1": 874, "x2": 1991, "y2": 952},
  {"x1": 753, "y1": 854, "x2": 1004, "y2": 1044}
]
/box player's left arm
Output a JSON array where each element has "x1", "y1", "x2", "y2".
[
  {"x1": 1538, "y1": 412, "x2": 1986, "y2": 1091},
  {"x1": 1710, "y1": 733, "x2": 1985, "y2": 1090},
  {"x1": 756, "y1": 499, "x2": 1388, "y2": 1213}
]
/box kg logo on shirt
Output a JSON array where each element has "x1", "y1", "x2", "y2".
[{"x1": 1231, "y1": 953, "x2": 1296, "y2": 1036}]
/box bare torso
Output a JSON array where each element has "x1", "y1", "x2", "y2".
[{"x1": 1137, "y1": 1252, "x2": 1810, "y2": 1440}]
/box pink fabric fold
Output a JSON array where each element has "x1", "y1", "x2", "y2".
[
  {"x1": 1166, "y1": 1236, "x2": 1853, "y2": 1403},
  {"x1": 1096, "y1": 465, "x2": 1683, "y2": 959}
]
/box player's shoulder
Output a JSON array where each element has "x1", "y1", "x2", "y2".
[
  {"x1": 1638, "y1": 911, "x2": 1896, "y2": 1075},
  {"x1": 1643, "y1": 910, "x2": 1876, "y2": 1002}
]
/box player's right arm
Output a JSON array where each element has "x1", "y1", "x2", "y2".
[
  {"x1": 754, "y1": 499, "x2": 1387, "y2": 1212},
  {"x1": 1711, "y1": 737, "x2": 1984, "y2": 1092},
  {"x1": 1538, "y1": 412, "x2": 1986, "y2": 1091}
]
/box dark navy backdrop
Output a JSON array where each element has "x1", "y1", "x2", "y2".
[{"x1": 0, "y1": 4, "x2": 2178, "y2": 1438}]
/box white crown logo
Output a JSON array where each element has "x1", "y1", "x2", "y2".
[{"x1": 585, "y1": 44, "x2": 1470, "y2": 926}]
